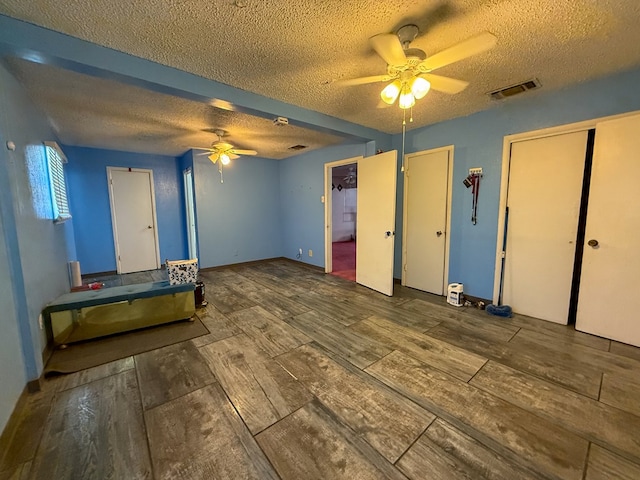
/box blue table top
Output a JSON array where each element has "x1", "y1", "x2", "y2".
[{"x1": 44, "y1": 281, "x2": 194, "y2": 313}]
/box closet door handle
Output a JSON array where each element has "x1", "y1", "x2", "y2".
[
  {"x1": 436, "y1": 231, "x2": 443, "y2": 237},
  {"x1": 587, "y1": 239, "x2": 599, "y2": 248}
]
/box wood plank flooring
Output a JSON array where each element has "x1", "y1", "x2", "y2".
[{"x1": 2, "y1": 258, "x2": 640, "y2": 480}]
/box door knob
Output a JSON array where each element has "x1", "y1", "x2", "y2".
[
  {"x1": 385, "y1": 231, "x2": 395, "y2": 237},
  {"x1": 587, "y1": 239, "x2": 598, "y2": 247},
  {"x1": 147, "y1": 225, "x2": 153, "y2": 229},
  {"x1": 436, "y1": 231, "x2": 443, "y2": 237}
]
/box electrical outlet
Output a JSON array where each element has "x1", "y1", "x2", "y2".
[
  {"x1": 38, "y1": 314, "x2": 44, "y2": 330},
  {"x1": 309, "y1": 249, "x2": 313, "y2": 257}
]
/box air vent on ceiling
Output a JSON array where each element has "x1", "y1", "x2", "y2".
[
  {"x1": 489, "y1": 79, "x2": 541, "y2": 100},
  {"x1": 288, "y1": 144, "x2": 308, "y2": 151}
]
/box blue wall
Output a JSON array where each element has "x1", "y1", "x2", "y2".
[
  {"x1": 0, "y1": 203, "x2": 24, "y2": 435},
  {"x1": 396, "y1": 67, "x2": 640, "y2": 299},
  {"x1": 193, "y1": 153, "x2": 282, "y2": 268},
  {"x1": 64, "y1": 146, "x2": 187, "y2": 274},
  {"x1": 279, "y1": 143, "x2": 370, "y2": 267},
  {"x1": 0, "y1": 63, "x2": 74, "y2": 432}
]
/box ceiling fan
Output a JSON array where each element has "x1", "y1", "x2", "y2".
[
  {"x1": 338, "y1": 25, "x2": 497, "y2": 109},
  {"x1": 343, "y1": 167, "x2": 357, "y2": 185},
  {"x1": 191, "y1": 129, "x2": 257, "y2": 165}
]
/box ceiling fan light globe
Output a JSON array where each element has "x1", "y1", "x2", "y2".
[
  {"x1": 380, "y1": 80, "x2": 401, "y2": 105},
  {"x1": 398, "y1": 89, "x2": 416, "y2": 109},
  {"x1": 220, "y1": 153, "x2": 231, "y2": 165},
  {"x1": 411, "y1": 77, "x2": 431, "y2": 99}
]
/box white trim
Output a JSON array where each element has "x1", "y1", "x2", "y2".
[
  {"x1": 183, "y1": 167, "x2": 197, "y2": 259},
  {"x1": 107, "y1": 167, "x2": 161, "y2": 274},
  {"x1": 401, "y1": 145, "x2": 454, "y2": 294},
  {"x1": 492, "y1": 109, "x2": 640, "y2": 304},
  {"x1": 324, "y1": 156, "x2": 363, "y2": 273}
]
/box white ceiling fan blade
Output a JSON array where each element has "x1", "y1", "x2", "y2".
[
  {"x1": 216, "y1": 142, "x2": 234, "y2": 150},
  {"x1": 422, "y1": 32, "x2": 497, "y2": 71},
  {"x1": 369, "y1": 33, "x2": 407, "y2": 66},
  {"x1": 232, "y1": 149, "x2": 257, "y2": 156},
  {"x1": 196, "y1": 151, "x2": 212, "y2": 156},
  {"x1": 423, "y1": 74, "x2": 469, "y2": 94},
  {"x1": 189, "y1": 146, "x2": 211, "y2": 150},
  {"x1": 335, "y1": 74, "x2": 391, "y2": 86},
  {"x1": 229, "y1": 153, "x2": 240, "y2": 160}
]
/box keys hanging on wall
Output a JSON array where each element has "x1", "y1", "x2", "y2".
[{"x1": 463, "y1": 170, "x2": 483, "y2": 225}]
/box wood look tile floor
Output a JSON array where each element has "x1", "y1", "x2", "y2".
[{"x1": 2, "y1": 260, "x2": 640, "y2": 480}]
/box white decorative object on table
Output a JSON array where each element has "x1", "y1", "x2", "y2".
[{"x1": 166, "y1": 258, "x2": 198, "y2": 285}]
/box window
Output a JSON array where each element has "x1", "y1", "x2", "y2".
[{"x1": 44, "y1": 141, "x2": 71, "y2": 223}]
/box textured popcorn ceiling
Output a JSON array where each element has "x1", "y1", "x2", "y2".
[
  {"x1": 3, "y1": 58, "x2": 345, "y2": 158},
  {"x1": 2, "y1": 0, "x2": 640, "y2": 155}
]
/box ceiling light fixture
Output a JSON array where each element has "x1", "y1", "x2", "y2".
[
  {"x1": 192, "y1": 129, "x2": 258, "y2": 183},
  {"x1": 380, "y1": 74, "x2": 430, "y2": 109},
  {"x1": 380, "y1": 79, "x2": 401, "y2": 105},
  {"x1": 410, "y1": 76, "x2": 431, "y2": 99},
  {"x1": 398, "y1": 84, "x2": 416, "y2": 109}
]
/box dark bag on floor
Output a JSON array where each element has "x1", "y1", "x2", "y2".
[{"x1": 194, "y1": 281, "x2": 207, "y2": 308}]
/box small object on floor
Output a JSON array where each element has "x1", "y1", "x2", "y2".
[
  {"x1": 486, "y1": 304, "x2": 513, "y2": 318},
  {"x1": 194, "y1": 280, "x2": 206, "y2": 308},
  {"x1": 447, "y1": 283, "x2": 464, "y2": 307},
  {"x1": 70, "y1": 282, "x2": 104, "y2": 292}
]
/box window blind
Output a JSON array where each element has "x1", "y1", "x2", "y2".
[{"x1": 44, "y1": 142, "x2": 71, "y2": 223}]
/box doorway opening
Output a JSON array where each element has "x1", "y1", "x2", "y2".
[{"x1": 330, "y1": 163, "x2": 357, "y2": 281}]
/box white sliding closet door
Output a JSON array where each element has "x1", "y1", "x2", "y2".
[
  {"x1": 576, "y1": 114, "x2": 640, "y2": 346},
  {"x1": 502, "y1": 131, "x2": 587, "y2": 324}
]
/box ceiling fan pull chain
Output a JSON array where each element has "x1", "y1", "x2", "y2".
[{"x1": 401, "y1": 109, "x2": 406, "y2": 172}]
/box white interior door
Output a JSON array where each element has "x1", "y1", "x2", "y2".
[
  {"x1": 108, "y1": 168, "x2": 160, "y2": 274},
  {"x1": 403, "y1": 148, "x2": 451, "y2": 295},
  {"x1": 576, "y1": 114, "x2": 640, "y2": 346},
  {"x1": 356, "y1": 150, "x2": 397, "y2": 296},
  {"x1": 502, "y1": 131, "x2": 587, "y2": 324},
  {"x1": 184, "y1": 168, "x2": 197, "y2": 259}
]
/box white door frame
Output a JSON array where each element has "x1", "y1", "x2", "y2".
[
  {"x1": 492, "y1": 111, "x2": 638, "y2": 305},
  {"x1": 107, "y1": 167, "x2": 161, "y2": 274},
  {"x1": 183, "y1": 167, "x2": 197, "y2": 259},
  {"x1": 401, "y1": 145, "x2": 454, "y2": 294},
  {"x1": 324, "y1": 155, "x2": 363, "y2": 273}
]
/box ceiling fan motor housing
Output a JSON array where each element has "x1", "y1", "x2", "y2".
[{"x1": 397, "y1": 24, "x2": 419, "y2": 48}]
